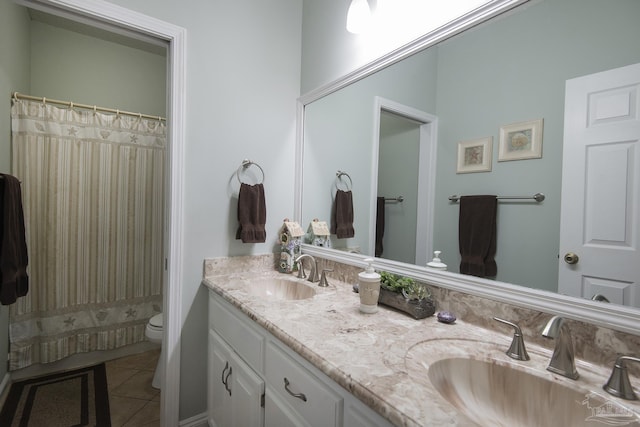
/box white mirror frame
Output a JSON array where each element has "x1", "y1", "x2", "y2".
[{"x1": 294, "y1": 0, "x2": 640, "y2": 335}]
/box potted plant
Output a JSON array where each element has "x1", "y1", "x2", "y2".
[{"x1": 378, "y1": 272, "x2": 436, "y2": 319}]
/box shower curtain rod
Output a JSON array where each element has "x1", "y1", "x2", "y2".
[{"x1": 12, "y1": 92, "x2": 166, "y2": 122}]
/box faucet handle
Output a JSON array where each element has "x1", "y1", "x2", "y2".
[
  {"x1": 319, "y1": 268, "x2": 333, "y2": 287},
  {"x1": 296, "y1": 263, "x2": 307, "y2": 279},
  {"x1": 493, "y1": 317, "x2": 530, "y2": 361},
  {"x1": 604, "y1": 355, "x2": 640, "y2": 400}
]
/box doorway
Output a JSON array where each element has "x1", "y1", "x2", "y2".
[
  {"x1": 12, "y1": 1, "x2": 186, "y2": 425},
  {"x1": 371, "y1": 97, "x2": 438, "y2": 265}
]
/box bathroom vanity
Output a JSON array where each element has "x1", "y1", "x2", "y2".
[
  {"x1": 202, "y1": 257, "x2": 640, "y2": 427},
  {"x1": 205, "y1": 278, "x2": 392, "y2": 427}
]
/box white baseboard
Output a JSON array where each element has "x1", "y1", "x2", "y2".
[{"x1": 179, "y1": 412, "x2": 208, "y2": 427}]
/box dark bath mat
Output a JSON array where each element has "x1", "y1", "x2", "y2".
[{"x1": 0, "y1": 363, "x2": 111, "y2": 426}]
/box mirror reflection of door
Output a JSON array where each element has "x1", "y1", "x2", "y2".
[
  {"x1": 377, "y1": 111, "x2": 422, "y2": 264},
  {"x1": 559, "y1": 62, "x2": 640, "y2": 307}
]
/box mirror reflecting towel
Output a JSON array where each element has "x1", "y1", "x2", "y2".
[
  {"x1": 331, "y1": 189, "x2": 355, "y2": 239},
  {"x1": 459, "y1": 195, "x2": 497, "y2": 278}
]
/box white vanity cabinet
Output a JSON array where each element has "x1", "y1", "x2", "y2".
[
  {"x1": 207, "y1": 289, "x2": 394, "y2": 427},
  {"x1": 208, "y1": 329, "x2": 264, "y2": 427},
  {"x1": 265, "y1": 341, "x2": 342, "y2": 427}
]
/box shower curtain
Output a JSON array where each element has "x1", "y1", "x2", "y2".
[{"x1": 9, "y1": 99, "x2": 165, "y2": 370}]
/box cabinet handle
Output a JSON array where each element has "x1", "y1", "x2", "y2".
[
  {"x1": 283, "y1": 377, "x2": 307, "y2": 402},
  {"x1": 221, "y1": 361, "x2": 229, "y2": 386},
  {"x1": 224, "y1": 367, "x2": 232, "y2": 396}
]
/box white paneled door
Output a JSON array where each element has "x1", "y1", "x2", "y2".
[{"x1": 559, "y1": 62, "x2": 640, "y2": 307}]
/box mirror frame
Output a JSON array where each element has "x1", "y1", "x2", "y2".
[{"x1": 294, "y1": 0, "x2": 640, "y2": 335}]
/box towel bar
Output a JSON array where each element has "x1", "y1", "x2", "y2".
[
  {"x1": 236, "y1": 159, "x2": 264, "y2": 184},
  {"x1": 448, "y1": 193, "x2": 545, "y2": 202},
  {"x1": 335, "y1": 170, "x2": 353, "y2": 191},
  {"x1": 384, "y1": 196, "x2": 404, "y2": 203}
]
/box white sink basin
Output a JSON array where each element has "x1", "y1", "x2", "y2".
[
  {"x1": 245, "y1": 278, "x2": 316, "y2": 301},
  {"x1": 428, "y1": 357, "x2": 640, "y2": 427}
]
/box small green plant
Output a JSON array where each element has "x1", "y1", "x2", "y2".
[{"x1": 379, "y1": 271, "x2": 430, "y2": 301}]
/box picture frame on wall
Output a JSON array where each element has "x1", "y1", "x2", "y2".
[
  {"x1": 498, "y1": 118, "x2": 543, "y2": 161},
  {"x1": 456, "y1": 137, "x2": 493, "y2": 173}
]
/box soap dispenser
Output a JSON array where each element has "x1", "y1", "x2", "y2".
[
  {"x1": 358, "y1": 258, "x2": 381, "y2": 313},
  {"x1": 427, "y1": 250, "x2": 447, "y2": 271}
]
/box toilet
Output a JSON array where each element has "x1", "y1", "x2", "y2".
[{"x1": 145, "y1": 313, "x2": 164, "y2": 389}]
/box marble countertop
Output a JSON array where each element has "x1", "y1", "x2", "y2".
[{"x1": 202, "y1": 270, "x2": 640, "y2": 427}]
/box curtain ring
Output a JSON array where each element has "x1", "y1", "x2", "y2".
[
  {"x1": 93, "y1": 105, "x2": 97, "y2": 114},
  {"x1": 42, "y1": 97, "x2": 46, "y2": 105},
  {"x1": 69, "y1": 101, "x2": 74, "y2": 109}
]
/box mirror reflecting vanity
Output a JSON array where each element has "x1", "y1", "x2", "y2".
[{"x1": 294, "y1": 0, "x2": 640, "y2": 333}]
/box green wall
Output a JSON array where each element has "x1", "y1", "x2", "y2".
[
  {"x1": 30, "y1": 18, "x2": 166, "y2": 117},
  {"x1": 0, "y1": 0, "x2": 30, "y2": 391},
  {"x1": 302, "y1": 47, "x2": 439, "y2": 252},
  {"x1": 433, "y1": 0, "x2": 640, "y2": 291}
]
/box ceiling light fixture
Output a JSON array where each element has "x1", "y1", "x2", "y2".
[{"x1": 346, "y1": 0, "x2": 371, "y2": 34}]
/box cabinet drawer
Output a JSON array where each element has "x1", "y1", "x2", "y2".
[
  {"x1": 266, "y1": 341, "x2": 342, "y2": 427},
  {"x1": 209, "y1": 291, "x2": 264, "y2": 373}
]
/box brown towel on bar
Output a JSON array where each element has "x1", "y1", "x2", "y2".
[
  {"x1": 330, "y1": 189, "x2": 355, "y2": 239},
  {"x1": 459, "y1": 195, "x2": 497, "y2": 278},
  {"x1": 236, "y1": 183, "x2": 267, "y2": 243},
  {"x1": 375, "y1": 196, "x2": 385, "y2": 257},
  {"x1": 0, "y1": 174, "x2": 29, "y2": 305}
]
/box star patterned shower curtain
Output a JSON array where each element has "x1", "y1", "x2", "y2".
[{"x1": 8, "y1": 98, "x2": 164, "y2": 370}]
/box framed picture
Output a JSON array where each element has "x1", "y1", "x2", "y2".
[
  {"x1": 456, "y1": 137, "x2": 493, "y2": 173},
  {"x1": 498, "y1": 119, "x2": 543, "y2": 161}
]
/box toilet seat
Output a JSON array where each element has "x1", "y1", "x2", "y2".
[
  {"x1": 145, "y1": 313, "x2": 163, "y2": 344},
  {"x1": 148, "y1": 313, "x2": 163, "y2": 328}
]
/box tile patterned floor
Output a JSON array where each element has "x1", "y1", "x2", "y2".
[{"x1": 105, "y1": 349, "x2": 161, "y2": 427}]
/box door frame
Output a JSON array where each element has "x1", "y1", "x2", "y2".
[
  {"x1": 370, "y1": 97, "x2": 438, "y2": 265},
  {"x1": 15, "y1": 1, "x2": 186, "y2": 425}
]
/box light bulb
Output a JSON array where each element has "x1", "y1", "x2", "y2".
[{"x1": 346, "y1": 0, "x2": 371, "y2": 34}]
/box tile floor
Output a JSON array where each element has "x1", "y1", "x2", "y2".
[{"x1": 106, "y1": 348, "x2": 161, "y2": 427}]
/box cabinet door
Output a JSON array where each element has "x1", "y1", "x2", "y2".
[
  {"x1": 264, "y1": 388, "x2": 308, "y2": 427},
  {"x1": 265, "y1": 342, "x2": 342, "y2": 427},
  {"x1": 228, "y1": 347, "x2": 265, "y2": 427},
  {"x1": 208, "y1": 330, "x2": 233, "y2": 427},
  {"x1": 208, "y1": 329, "x2": 265, "y2": 427}
]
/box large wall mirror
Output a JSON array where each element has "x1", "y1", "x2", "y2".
[{"x1": 297, "y1": 0, "x2": 640, "y2": 332}]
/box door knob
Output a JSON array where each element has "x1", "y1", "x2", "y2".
[{"x1": 564, "y1": 252, "x2": 579, "y2": 265}]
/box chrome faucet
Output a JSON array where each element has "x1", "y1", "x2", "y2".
[
  {"x1": 494, "y1": 317, "x2": 530, "y2": 361},
  {"x1": 295, "y1": 254, "x2": 318, "y2": 283},
  {"x1": 541, "y1": 316, "x2": 579, "y2": 380},
  {"x1": 603, "y1": 355, "x2": 640, "y2": 400}
]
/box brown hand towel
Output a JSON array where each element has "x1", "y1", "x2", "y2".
[
  {"x1": 375, "y1": 196, "x2": 385, "y2": 257},
  {"x1": 0, "y1": 174, "x2": 29, "y2": 305},
  {"x1": 236, "y1": 183, "x2": 267, "y2": 243},
  {"x1": 458, "y1": 195, "x2": 497, "y2": 278},
  {"x1": 330, "y1": 189, "x2": 355, "y2": 239}
]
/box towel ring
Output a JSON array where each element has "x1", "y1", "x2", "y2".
[
  {"x1": 335, "y1": 170, "x2": 352, "y2": 191},
  {"x1": 236, "y1": 159, "x2": 265, "y2": 185}
]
